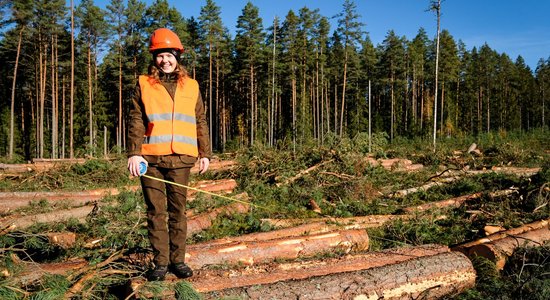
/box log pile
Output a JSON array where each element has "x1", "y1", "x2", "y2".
[
  {"x1": 0, "y1": 179, "x2": 236, "y2": 213},
  {"x1": 127, "y1": 244, "x2": 476, "y2": 300},
  {"x1": 454, "y1": 219, "x2": 550, "y2": 270},
  {"x1": 1, "y1": 159, "x2": 546, "y2": 299}
]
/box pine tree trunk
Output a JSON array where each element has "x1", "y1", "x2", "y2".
[
  {"x1": 88, "y1": 45, "x2": 93, "y2": 155},
  {"x1": 216, "y1": 48, "x2": 220, "y2": 150},
  {"x1": 209, "y1": 40, "x2": 213, "y2": 151},
  {"x1": 292, "y1": 65, "x2": 297, "y2": 152},
  {"x1": 62, "y1": 76, "x2": 66, "y2": 158},
  {"x1": 118, "y1": 44, "x2": 122, "y2": 152},
  {"x1": 441, "y1": 81, "x2": 445, "y2": 136},
  {"x1": 391, "y1": 72, "x2": 395, "y2": 141},
  {"x1": 9, "y1": 27, "x2": 24, "y2": 160},
  {"x1": 39, "y1": 42, "x2": 48, "y2": 159},
  {"x1": 70, "y1": 0, "x2": 75, "y2": 159},
  {"x1": 432, "y1": 0, "x2": 441, "y2": 151},
  {"x1": 249, "y1": 64, "x2": 254, "y2": 145},
  {"x1": 51, "y1": 35, "x2": 57, "y2": 159},
  {"x1": 270, "y1": 19, "x2": 276, "y2": 146},
  {"x1": 340, "y1": 52, "x2": 348, "y2": 137}
]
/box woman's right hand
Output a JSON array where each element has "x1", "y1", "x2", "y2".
[{"x1": 127, "y1": 155, "x2": 147, "y2": 177}]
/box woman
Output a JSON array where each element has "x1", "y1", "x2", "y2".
[{"x1": 127, "y1": 28, "x2": 211, "y2": 281}]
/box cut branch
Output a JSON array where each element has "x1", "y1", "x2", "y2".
[{"x1": 276, "y1": 159, "x2": 333, "y2": 187}]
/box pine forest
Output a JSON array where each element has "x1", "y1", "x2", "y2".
[{"x1": 0, "y1": 0, "x2": 548, "y2": 160}]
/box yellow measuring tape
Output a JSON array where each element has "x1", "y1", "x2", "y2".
[{"x1": 141, "y1": 174, "x2": 270, "y2": 210}]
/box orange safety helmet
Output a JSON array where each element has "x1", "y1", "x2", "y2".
[{"x1": 149, "y1": 28, "x2": 184, "y2": 53}]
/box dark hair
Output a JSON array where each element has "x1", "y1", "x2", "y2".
[{"x1": 147, "y1": 61, "x2": 189, "y2": 86}]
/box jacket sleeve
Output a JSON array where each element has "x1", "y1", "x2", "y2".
[
  {"x1": 195, "y1": 92, "x2": 212, "y2": 159},
  {"x1": 127, "y1": 82, "x2": 147, "y2": 157}
]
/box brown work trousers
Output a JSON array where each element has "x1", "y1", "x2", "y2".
[{"x1": 140, "y1": 165, "x2": 190, "y2": 266}]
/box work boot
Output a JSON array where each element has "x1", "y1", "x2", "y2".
[
  {"x1": 171, "y1": 263, "x2": 193, "y2": 279},
  {"x1": 147, "y1": 265, "x2": 168, "y2": 281}
]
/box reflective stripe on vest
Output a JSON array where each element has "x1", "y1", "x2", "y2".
[{"x1": 139, "y1": 75, "x2": 199, "y2": 156}]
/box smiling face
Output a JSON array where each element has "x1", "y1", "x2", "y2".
[{"x1": 155, "y1": 52, "x2": 178, "y2": 73}]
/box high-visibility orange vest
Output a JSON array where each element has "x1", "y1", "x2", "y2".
[{"x1": 139, "y1": 75, "x2": 199, "y2": 157}]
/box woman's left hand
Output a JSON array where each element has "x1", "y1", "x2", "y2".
[{"x1": 199, "y1": 157, "x2": 210, "y2": 174}]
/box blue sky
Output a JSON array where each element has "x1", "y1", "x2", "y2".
[{"x1": 92, "y1": 0, "x2": 550, "y2": 70}]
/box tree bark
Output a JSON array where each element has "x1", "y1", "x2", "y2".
[
  {"x1": 404, "y1": 192, "x2": 484, "y2": 213},
  {"x1": 189, "y1": 158, "x2": 236, "y2": 173},
  {"x1": 186, "y1": 179, "x2": 237, "y2": 201},
  {"x1": 126, "y1": 245, "x2": 450, "y2": 299},
  {"x1": 9, "y1": 27, "x2": 24, "y2": 160},
  {"x1": 189, "y1": 244, "x2": 449, "y2": 293},
  {"x1": 432, "y1": 0, "x2": 441, "y2": 151},
  {"x1": 468, "y1": 227, "x2": 550, "y2": 270},
  {"x1": 185, "y1": 229, "x2": 369, "y2": 270},
  {"x1": 453, "y1": 218, "x2": 549, "y2": 254},
  {"x1": 10, "y1": 259, "x2": 87, "y2": 287},
  {"x1": 0, "y1": 179, "x2": 234, "y2": 212},
  {"x1": 201, "y1": 250, "x2": 474, "y2": 300},
  {"x1": 260, "y1": 215, "x2": 409, "y2": 229},
  {"x1": 70, "y1": 0, "x2": 75, "y2": 158},
  {"x1": 189, "y1": 222, "x2": 351, "y2": 247},
  {"x1": 0, "y1": 205, "x2": 96, "y2": 230}
]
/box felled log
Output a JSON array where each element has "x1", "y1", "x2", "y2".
[
  {"x1": 364, "y1": 157, "x2": 424, "y2": 172},
  {"x1": 453, "y1": 218, "x2": 549, "y2": 254},
  {"x1": 185, "y1": 229, "x2": 369, "y2": 269},
  {"x1": 0, "y1": 186, "x2": 140, "y2": 213},
  {"x1": 190, "y1": 159, "x2": 236, "y2": 174},
  {"x1": 0, "y1": 179, "x2": 235, "y2": 213},
  {"x1": 189, "y1": 222, "x2": 348, "y2": 248},
  {"x1": 31, "y1": 158, "x2": 87, "y2": 172},
  {"x1": 404, "y1": 192, "x2": 483, "y2": 213},
  {"x1": 6, "y1": 258, "x2": 87, "y2": 286},
  {"x1": 393, "y1": 167, "x2": 540, "y2": 198},
  {"x1": 260, "y1": 215, "x2": 408, "y2": 229},
  {"x1": 190, "y1": 244, "x2": 449, "y2": 293},
  {"x1": 441, "y1": 167, "x2": 541, "y2": 179},
  {"x1": 0, "y1": 163, "x2": 33, "y2": 173},
  {"x1": 44, "y1": 232, "x2": 77, "y2": 249},
  {"x1": 468, "y1": 227, "x2": 550, "y2": 270},
  {"x1": 0, "y1": 205, "x2": 96, "y2": 230},
  {"x1": 470, "y1": 166, "x2": 541, "y2": 177},
  {"x1": 403, "y1": 189, "x2": 517, "y2": 213},
  {"x1": 0, "y1": 159, "x2": 87, "y2": 174},
  {"x1": 186, "y1": 179, "x2": 237, "y2": 201},
  {"x1": 126, "y1": 244, "x2": 449, "y2": 299},
  {"x1": 187, "y1": 194, "x2": 250, "y2": 235},
  {"x1": 391, "y1": 176, "x2": 463, "y2": 197},
  {"x1": 202, "y1": 249, "x2": 475, "y2": 299}
]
